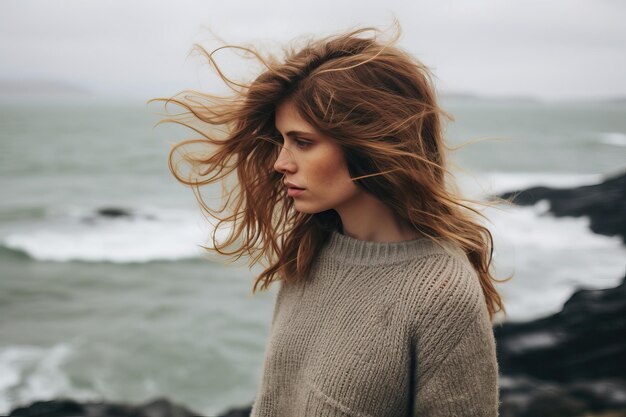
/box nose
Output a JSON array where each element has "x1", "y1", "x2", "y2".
[{"x1": 273, "y1": 144, "x2": 296, "y2": 174}]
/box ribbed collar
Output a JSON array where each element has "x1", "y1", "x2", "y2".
[{"x1": 319, "y1": 229, "x2": 449, "y2": 266}]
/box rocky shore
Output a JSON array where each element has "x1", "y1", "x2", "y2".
[
  {"x1": 494, "y1": 170, "x2": 626, "y2": 417},
  {"x1": 9, "y1": 171, "x2": 626, "y2": 417}
]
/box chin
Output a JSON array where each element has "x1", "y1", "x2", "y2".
[
  {"x1": 292, "y1": 205, "x2": 318, "y2": 214},
  {"x1": 292, "y1": 201, "x2": 329, "y2": 215}
]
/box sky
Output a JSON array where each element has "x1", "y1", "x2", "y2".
[{"x1": 1, "y1": 0, "x2": 625, "y2": 101}]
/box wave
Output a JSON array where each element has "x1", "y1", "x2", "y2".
[
  {"x1": 482, "y1": 202, "x2": 626, "y2": 322},
  {"x1": 598, "y1": 131, "x2": 626, "y2": 147},
  {"x1": 0, "y1": 342, "x2": 99, "y2": 415},
  {"x1": 0, "y1": 206, "x2": 231, "y2": 263},
  {"x1": 461, "y1": 171, "x2": 605, "y2": 197}
]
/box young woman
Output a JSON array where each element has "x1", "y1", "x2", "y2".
[{"x1": 152, "y1": 20, "x2": 510, "y2": 417}]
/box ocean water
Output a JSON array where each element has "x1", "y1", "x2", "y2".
[{"x1": 1, "y1": 96, "x2": 625, "y2": 416}]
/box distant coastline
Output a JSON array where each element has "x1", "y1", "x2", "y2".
[
  {"x1": 439, "y1": 90, "x2": 626, "y2": 104},
  {"x1": 439, "y1": 91, "x2": 541, "y2": 103},
  {"x1": 0, "y1": 79, "x2": 91, "y2": 95},
  {"x1": 0, "y1": 79, "x2": 92, "y2": 100},
  {"x1": 0, "y1": 78, "x2": 625, "y2": 104}
]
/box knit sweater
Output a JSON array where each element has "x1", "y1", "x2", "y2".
[{"x1": 250, "y1": 230, "x2": 500, "y2": 417}]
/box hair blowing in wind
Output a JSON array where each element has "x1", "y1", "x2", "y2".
[{"x1": 148, "y1": 20, "x2": 513, "y2": 321}]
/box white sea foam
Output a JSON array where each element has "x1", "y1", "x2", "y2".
[
  {"x1": 457, "y1": 170, "x2": 625, "y2": 320},
  {"x1": 504, "y1": 331, "x2": 561, "y2": 353},
  {"x1": 598, "y1": 131, "x2": 626, "y2": 147},
  {"x1": 457, "y1": 171, "x2": 605, "y2": 198},
  {"x1": 482, "y1": 202, "x2": 626, "y2": 322},
  {"x1": 1, "y1": 206, "x2": 231, "y2": 263},
  {"x1": 0, "y1": 343, "x2": 97, "y2": 415}
]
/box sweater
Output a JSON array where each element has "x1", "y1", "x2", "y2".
[{"x1": 250, "y1": 229, "x2": 500, "y2": 417}]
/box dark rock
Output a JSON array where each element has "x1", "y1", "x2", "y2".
[
  {"x1": 81, "y1": 207, "x2": 157, "y2": 224},
  {"x1": 8, "y1": 398, "x2": 86, "y2": 417},
  {"x1": 97, "y1": 207, "x2": 133, "y2": 218},
  {"x1": 498, "y1": 375, "x2": 626, "y2": 417},
  {"x1": 127, "y1": 397, "x2": 200, "y2": 417},
  {"x1": 520, "y1": 387, "x2": 588, "y2": 417},
  {"x1": 217, "y1": 405, "x2": 251, "y2": 417},
  {"x1": 495, "y1": 170, "x2": 626, "y2": 243},
  {"x1": 494, "y1": 271, "x2": 626, "y2": 382},
  {"x1": 566, "y1": 379, "x2": 626, "y2": 411},
  {"x1": 9, "y1": 397, "x2": 203, "y2": 417}
]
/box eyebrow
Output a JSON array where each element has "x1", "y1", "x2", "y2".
[{"x1": 276, "y1": 129, "x2": 316, "y2": 137}]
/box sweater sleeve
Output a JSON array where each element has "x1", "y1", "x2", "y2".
[{"x1": 411, "y1": 257, "x2": 500, "y2": 416}]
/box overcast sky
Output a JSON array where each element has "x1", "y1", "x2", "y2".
[{"x1": 1, "y1": 0, "x2": 625, "y2": 101}]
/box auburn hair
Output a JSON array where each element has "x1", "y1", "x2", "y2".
[{"x1": 149, "y1": 20, "x2": 514, "y2": 321}]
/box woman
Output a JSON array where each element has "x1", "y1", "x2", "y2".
[{"x1": 151, "y1": 20, "x2": 511, "y2": 417}]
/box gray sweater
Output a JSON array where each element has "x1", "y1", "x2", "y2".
[{"x1": 250, "y1": 230, "x2": 500, "y2": 416}]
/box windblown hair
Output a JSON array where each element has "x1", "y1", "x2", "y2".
[{"x1": 149, "y1": 20, "x2": 514, "y2": 321}]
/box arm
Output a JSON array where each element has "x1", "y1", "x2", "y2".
[
  {"x1": 413, "y1": 302, "x2": 500, "y2": 416},
  {"x1": 411, "y1": 258, "x2": 500, "y2": 416}
]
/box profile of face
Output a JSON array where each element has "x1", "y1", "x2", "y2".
[{"x1": 274, "y1": 99, "x2": 362, "y2": 214}]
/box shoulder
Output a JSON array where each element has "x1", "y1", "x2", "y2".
[{"x1": 404, "y1": 245, "x2": 485, "y2": 334}]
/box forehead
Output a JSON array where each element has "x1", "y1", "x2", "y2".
[{"x1": 274, "y1": 100, "x2": 316, "y2": 134}]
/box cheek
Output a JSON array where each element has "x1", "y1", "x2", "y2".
[{"x1": 308, "y1": 151, "x2": 353, "y2": 192}]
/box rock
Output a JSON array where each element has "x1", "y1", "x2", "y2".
[
  {"x1": 218, "y1": 405, "x2": 252, "y2": 416},
  {"x1": 9, "y1": 397, "x2": 202, "y2": 417},
  {"x1": 498, "y1": 375, "x2": 626, "y2": 417},
  {"x1": 96, "y1": 207, "x2": 133, "y2": 218},
  {"x1": 494, "y1": 272, "x2": 626, "y2": 382},
  {"x1": 9, "y1": 398, "x2": 85, "y2": 417},
  {"x1": 520, "y1": 387, "x2": 588, "y2": 417}
]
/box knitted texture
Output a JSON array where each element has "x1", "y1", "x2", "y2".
[{"x1": 250, "y1": 230, "x2": 500, "y2": 416}]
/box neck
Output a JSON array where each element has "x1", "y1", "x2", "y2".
[{"x1": 333, "y1": 192, "x2": 424, "y2": 243}]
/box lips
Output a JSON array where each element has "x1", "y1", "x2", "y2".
[
  {"x1": 284, "y1": 181, "x2": 305, "y2": 190},
  {"x1": 284, "y1": 181, "x2": 305, "y2": 197},
  {"x1": 287, "y1": 187, "x2": 305, "y2": 197}
]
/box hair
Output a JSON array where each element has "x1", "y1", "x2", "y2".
[{"x1": 148, "y1": 19, "x2": 514, "y2": 322}]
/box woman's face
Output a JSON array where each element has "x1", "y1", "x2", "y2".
[{"x1": 274, "y1": 99, "x2": 362, "y2": 214}]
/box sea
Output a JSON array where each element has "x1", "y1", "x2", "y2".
[{"x1": 1, "y1": 95, "x2": 625, "y2": 416}]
